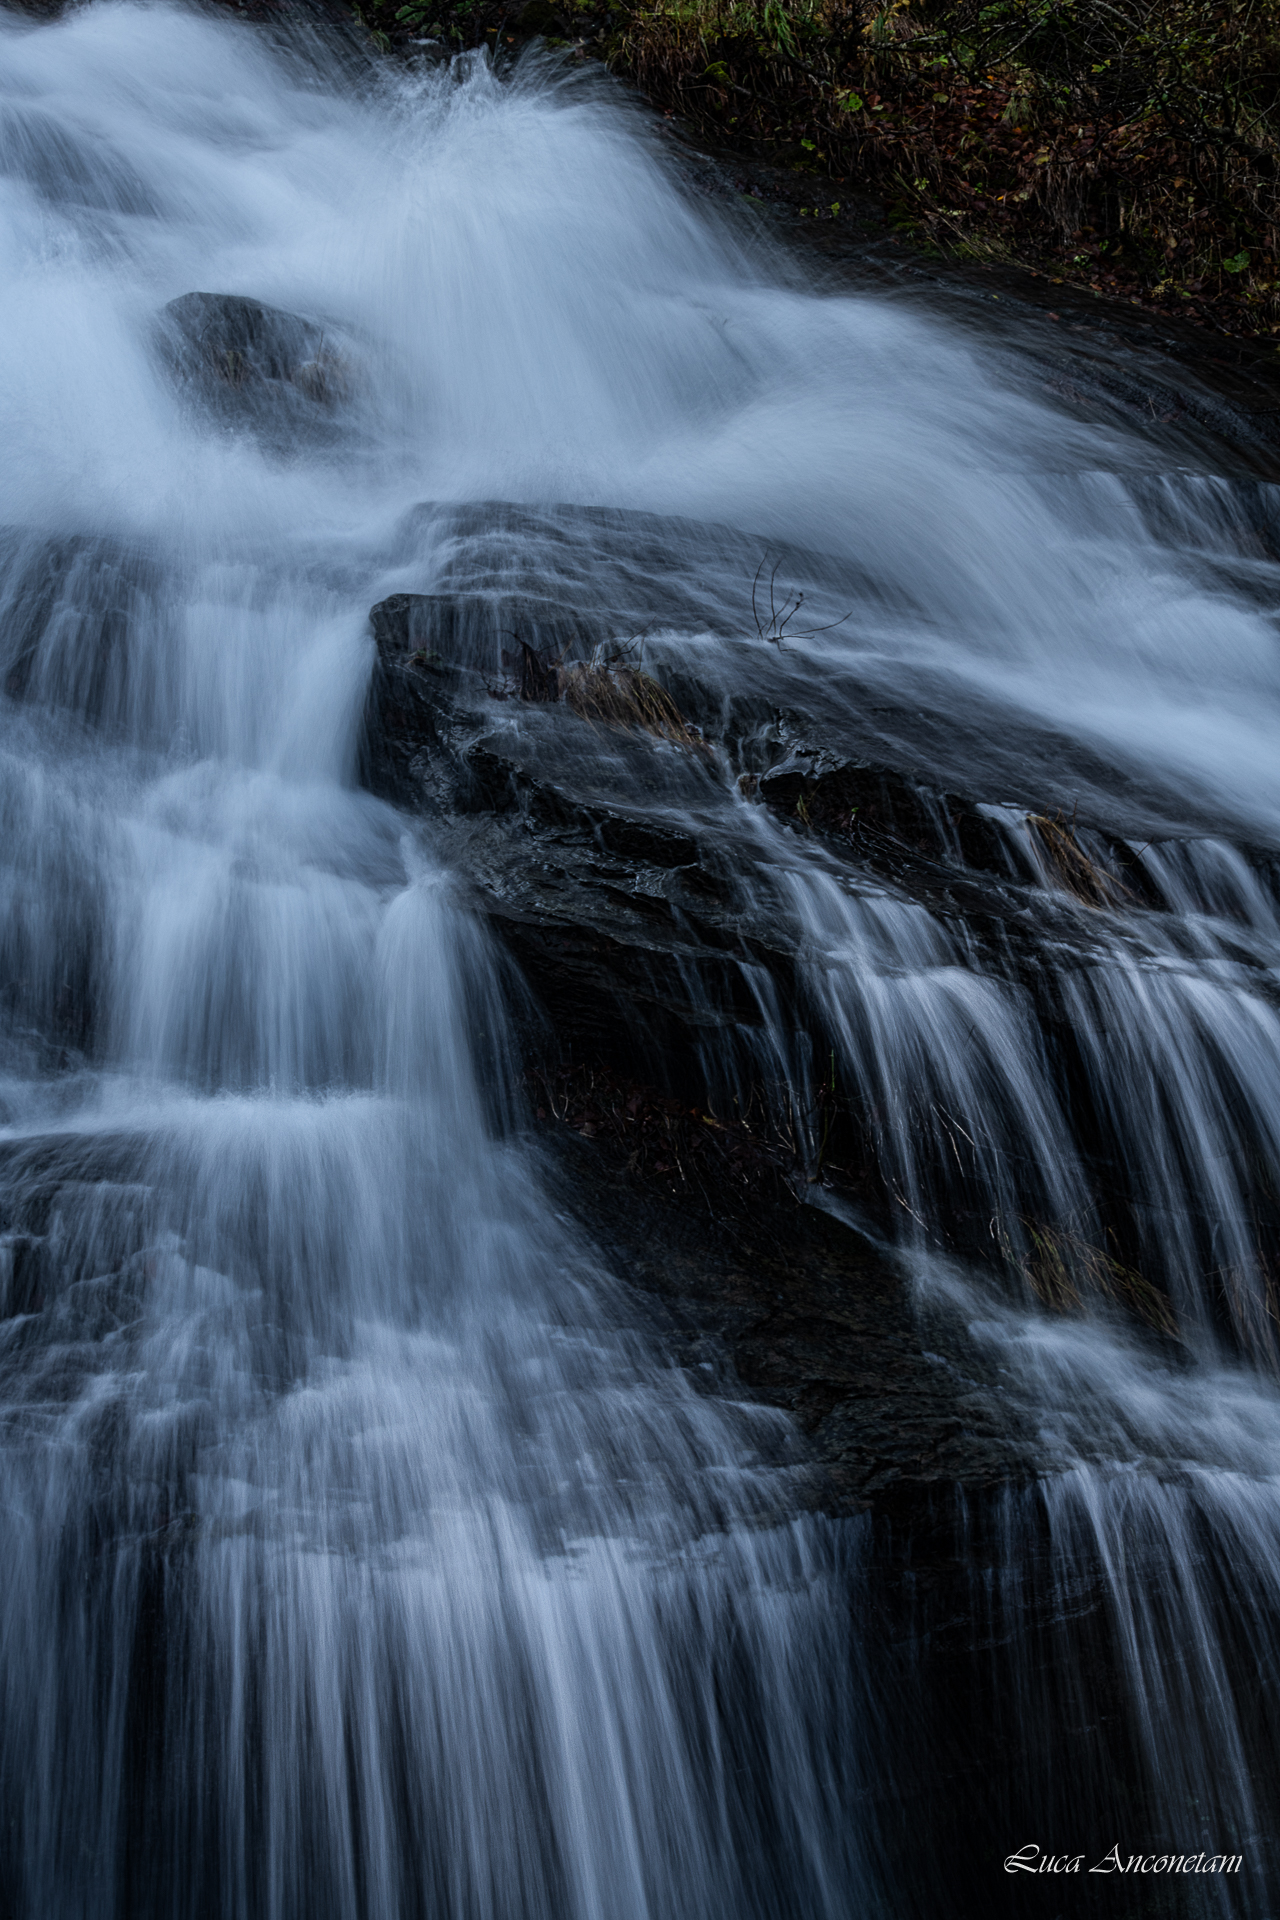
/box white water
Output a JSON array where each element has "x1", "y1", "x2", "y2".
[
  {"x1": 3, "y1": 4, "x2": 1280, "y2": 1913},
  {"x1": 0, "y1": 16, "x2": 873, "y2": 1915}
]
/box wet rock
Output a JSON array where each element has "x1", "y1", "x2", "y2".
[
  {"x1": 0, "y1": 1130, "x2": 155, "y2": 1344},
  {"x1": 754, "y1": 746, "x2": 1170, "y2": 913},
  {"x1": 156, "y1": 292, "x2": 351, "y2": 443},
  {"x1": 380, "y1": 499, "x2": 1232, "y2": 839},
  {"x1": 370, "y1": 587, "x2": 610, "y2": 682},
  {"x1": 759, "y1": 752, "x2": 1006, "y2": 874},
  {"x1": 540, "y1": 1108, "x2": 1039, "y2": 1515},
  {"x1": 359, "y1": 597, "x2": 1053, "y2": 1504},
  {"x1": 375, "y1": 499, "x2": 759, "y2": 712},
  {"x1": 359, "y1": 529, "x2": 1253, "y2": 1179},
  {"x1": 0, "y1": 1233, "x2": 46, "y2": 1319},
  {"x1": 362, "y1": 621, "x2": 779, "y2": 1069},
  {"x1": 358, "y1": 500, "x2": 1280, "y2": 1458},
  {"x1": 0, "y1": 104, "x2": 156, "y2": 215},
  {"x1": 0, "y1": 525, "x2": 166, "y2": 726}
]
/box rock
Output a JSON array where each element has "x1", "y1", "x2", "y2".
[
  {"x1": 759, "y1": 752, "x2": 1008, "y2": 875},
  {"x1": 358, "y1": 500, "x2": 1280, "y2": 1430},
  {"x1": 360, "y1": 619, "x2": 779, "y2": 1072},
  {"x1": 0, "y1": 104, "x2": 155, "y2": 215},
  {"x1": 357, "y1": 511, "x2": 1231, "y2": 1163},
  {"x1": 0, "y1": 1233, "x2": 45, "y2": 1319},
  {"x1": 0, "y1": 525, "x2": 166, "y2": 726},
  {"x1": 370, "y1": 588, "x2": 610, "y2": 680},
  {"x1": 381, "y1": 499, "x2": 768, "y2": 657},
  {"x1": 155, "y1": 292, "x2": 352, "y2": 444},
  {"x1": 540, "y1": 1117, "x2": 1041, "y2": 1517}
]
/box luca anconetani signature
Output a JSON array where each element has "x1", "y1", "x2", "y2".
[{"x1": 1004, "y1": 1843, "x2": 1243, "y2": 1877}]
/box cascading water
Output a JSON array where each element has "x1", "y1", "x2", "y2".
[
  {"x1": 0, "y1": 17, "x2": 873, "y2": 1915},
  {"x1": 2, "y1": 3, "x2": 1280, "y2": 1915}
]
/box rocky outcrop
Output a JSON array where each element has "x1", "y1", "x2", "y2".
[
  {"x1": 360, "y1": 549, "x2": 1279, "y2": 1089},
  {"x1": 362, "y1": 599, "x2": 778, "y2": 1068},
  {"x1": 358, "y1": 497, "x2": 1280, "y2": 1490},
  {"x1": 359, "y1": 537, "x2": 1159, "y2": 1509},
  {"x1": 540, "y1": 1113, "x2": 1041, "y2": 1516}
]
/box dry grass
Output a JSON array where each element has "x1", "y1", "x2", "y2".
[
  {"x1": 496, "y1": 637, "x2": 707, "y2": 748},
  {"x1": 1027, "y1": 812, "x2": 1131, "y2": 908},
  {"x1": 560, "y1": 657, "x2": 705, "y2": 746},
  {"x1": 1004, "y1": 1218, "x2": 1180, "y2": 1336}
]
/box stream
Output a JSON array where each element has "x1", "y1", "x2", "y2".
[{"x1": 1, "y1": 7, "x2": 1278, "y2": 1915}]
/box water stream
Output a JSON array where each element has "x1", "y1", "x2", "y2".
[{"x1": 1, "y1": 6, "x2": 1279, "y2": 1915}]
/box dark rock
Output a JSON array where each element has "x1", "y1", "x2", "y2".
[
  {"x1": 378, "y1": 791, "x2": 761, "y2": 1072},
  {"x1": 0, "y1": 1130, "x2": 155, "y2": 1360},
  {"x1": 759, "y1": 752, "x2": 1007, "y2": 874},
  {"x1": 0, "y1": 525, "x2": 166, "y2": 727},
  {"x1": 357, "y1": 588, "x2": 1081, "y2": 1507},
  {"x1": 357, "y1": 498, "x2": 1280, "y2": 1480},
  {"x1": 378, "y1": 499, "x2": 1258, "y2": 842},
  {"x1": 0, "y1": 1233, "x2": 46, "y2": 1318},
  {"x1": 0, "y1": 104, "x2": 156, "y2": 215},
  {"x1": 361, "y1": 599, "x2": 790, "y2": 1081},
  {"x1": 383, "y1": 498, "x2": 877, "y2": 658},
  {"x1": 539, "y1": 1107, "x2": 1039, "y2": 1516},
  {"x1": 358, "y1": 515, "x2": 1275, "y2": 1189},
  {"x1": 156, "y1": 292, "x2": 352, "y2": 444},
  {"x1": 370, "y1": 587, "x2": 610, "y2": 680}
]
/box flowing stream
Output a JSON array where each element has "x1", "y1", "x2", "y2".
[{"x1": 1, "y1": 6, "x2": 1279, "y2": 1915}]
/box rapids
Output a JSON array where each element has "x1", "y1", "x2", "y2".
[{"x1": 0, "y1": 5, "x2": 1278, "y2": 1915}]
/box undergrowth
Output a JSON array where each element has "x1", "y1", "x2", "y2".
[
  {"x1": 613, "y1": 0, "x2": 1280, "y2": 336},
  {"x1": 355, "y1": 0, "x2": 1280, "y2": 341}
]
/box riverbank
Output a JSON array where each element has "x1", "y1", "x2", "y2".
[{"x1": 346, "y1": 0, "x2": 1280, "y2": 345}]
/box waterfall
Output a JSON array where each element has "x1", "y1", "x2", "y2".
[
  {"x1": 1, "y1": 4, "x2": 1279, "y2": 1914},
  {"x1": 0, "y1": 16, "x2": 870, "y2": 1914}
]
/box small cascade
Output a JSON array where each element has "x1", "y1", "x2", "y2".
[{"x1": 2, "y1": 4, "x2": 1280, "y2": 1915}]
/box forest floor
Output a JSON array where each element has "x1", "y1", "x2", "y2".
[{"x1": 344, "y1": 0, "x2": 1280, "y2": 346}]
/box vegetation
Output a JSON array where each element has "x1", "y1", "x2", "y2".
[
  {"x1": 359, "y1": 0, "x2": 1280, "y2": 339},
  {"x1": 1003, "y1": 1217, "x2": 1180, "y2": 1334},
  {"x1": 560, "y1": 650, "x2": 705, "y2": 747},
  {"x1": 1027, "y1": 810, "x2": 1132, "y2": 906},
  {"x1": 492, "y1": 636, "x2": 707, "y2": 746}
]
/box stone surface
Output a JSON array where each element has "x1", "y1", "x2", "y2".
[
  {"x1": 540, "y1": 1121, "x2": 1040, "y2": 1516},
  {"x1": 155, "y1": 291, "x2": 352, "y2": 445},
  {"x1": 357, "y1": 552, "x2": 1093, "y2": 1510},
  {"x1": 356, "y1": 493, "x2": 1280, "y2": 1516},
  {"x1": 0, "y1": 526, "x2": 165, "y2": 723}
]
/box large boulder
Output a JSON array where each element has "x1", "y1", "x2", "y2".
[
  {"x1": 358, "y1": 502, "x2": 1280, "y2": 1382},
  {"x1": 155, "y1": 291, "x2": 352, "y2": 445}
]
